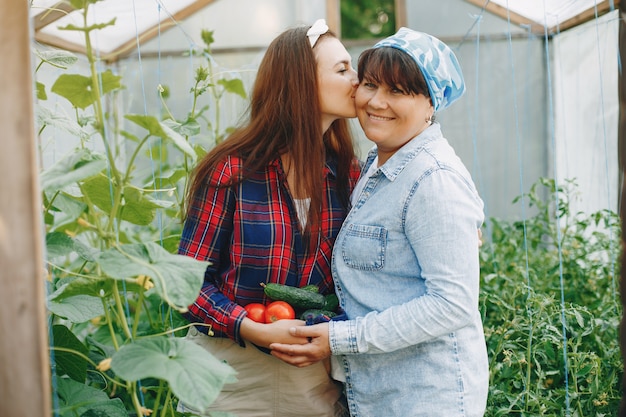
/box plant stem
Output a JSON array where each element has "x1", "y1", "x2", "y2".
[
  {"x1": 152, "y1": 380, "x2": 166, "y2": 417},
  {"x1": 101, "y1": 296, "x2": 120, "y2": 351},
  {"x1": 112, "y1": 284, "x2": 133, "y2": 340},
  {"x1": 129, "y1": 382, "x2": 145, "y2": 417},
  {"x1": 132, "y1": 286, "x2": 146, "y2": 339}
]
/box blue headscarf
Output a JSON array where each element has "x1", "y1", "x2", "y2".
[{"x1": 373, "y1": 28, "x2": 465, "y2": 112}]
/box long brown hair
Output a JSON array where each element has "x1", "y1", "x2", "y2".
[{"x1": 184, "y1": 24, "x2": 356, "y2": 238}]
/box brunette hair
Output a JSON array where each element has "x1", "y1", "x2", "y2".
[
  {"x1": 357, "y1": 46, "x2": 431, "y2": 99},
  {"x1": 184, "y1": 25, "x2": 356, "y2": 238}
]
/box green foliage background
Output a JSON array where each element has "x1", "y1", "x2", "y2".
[
  {"x1": 340, "y1": 0, "x2": 396, "y2": 39},
  {"x1": 479, "y1": 178, "x2": 622, "y2": 416}
]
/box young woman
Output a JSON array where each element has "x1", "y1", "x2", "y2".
[
  {"x1": 271, "y1": 28, "x2": 489, "y2": 417},
  {"x1": 176, "y1": 19, "x2": 361, "y2": 417}
]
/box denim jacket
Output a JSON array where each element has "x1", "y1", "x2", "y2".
[{"x1": 329, "y1": 123, "x2": 489, "y2": 417}]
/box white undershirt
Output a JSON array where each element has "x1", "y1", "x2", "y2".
[{"x1": 294, "y1": 198, "x2": 311, "y2": 229}]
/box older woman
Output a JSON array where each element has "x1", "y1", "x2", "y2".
[{"x1": 271, "y1": 28, "x2": 489, "y2": 417}]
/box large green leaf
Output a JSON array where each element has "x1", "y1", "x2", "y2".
[
  {"x1": 40, "y1": 148, "x2": 107, "y2": 192},
  {"x1": 118, "y1": 186, "x2": 166, "y2": 225},
  {"x1": 98, "y1": 242, "x2": 208, "y2": 311},
  {"x1": 37, "y1": 106, "x2": 89, "y2": 140},
  {"x1": 51, "y1": 70, "x2": 122, "y2": 109},
  {"x1": 218, "y1": 78, "x2": 247, "y2": 99},
  {"x1": 54, "y1": 377, "x2": 127, "y2": 417},
  {"x1": 147, "y1": 167, "x2": 187, "y2": 188},
  {"x1": 60, "y1": 19, "x2": 116, "y2": 33},
  {"x1": 49, "y1": 277, "x2": 111, "y2": 300},
  {"x1": 46, "y1": 231, "x2": 98, "y2": 262},
  {"x1": 51, "y1": 324, "x2": 89, "y2": 382},
  {"x1": 125, "y1": 114, "x2": 167, "y2": 137},
  {"x1": 81, "y1": 176, "x2": 165, "y2": 225},
  {"x1": 111, "y1": 337, "x2": 236, "y2": 411},
  {"x1": 45, "y1": 191, "x2": 88, "y2": 229},
  {"x1": 160, "y1": 120, "x2": 196, "y2": 160},
  {"x1": 126, "y1": 114, "x2": 196, "y2": 160},
  {"x1": 46, "y1": 231, "x2": 80, "y2": 259},
  {"x1": 36, "y1": 82, "x2": 47, "y2": 100},
  {"x1": 34, "y1": 49, "x2": 78, "y2": 69},
  {"x1": 48, "y1": 281, "x2": 105, "y2": 323},
  {"x1": 165, "y1": 117, "x2": 201, "y2": 137}
]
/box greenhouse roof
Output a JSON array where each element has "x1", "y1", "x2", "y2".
[
  {"x1": 30, "y1": 0, "x2": 619, "y2": 61},
  {"x1": 30, "y1": 0, "x2": 215, "y2": 61},
  {"x1": 466, "y1": 0, "x2": 618, "y2": 34}
]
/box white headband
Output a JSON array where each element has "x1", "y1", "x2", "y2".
[{"x1": 307, "y1": 19, "x2": 329, "y2": 48}]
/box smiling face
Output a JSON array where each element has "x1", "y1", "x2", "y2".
[
  {"x1": 355, "y1": 79, "x2": 433, "y2": 165},
  {"x1": 314, "y1": 37, "x2": 359, "y2": 132},
  {"x1": 355, "y1": 47, "x2": 434, "y2": 165}
]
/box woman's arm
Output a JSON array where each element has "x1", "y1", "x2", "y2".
[{"x1": 178, "y1": 158, "x2": 248, "y2": 343}]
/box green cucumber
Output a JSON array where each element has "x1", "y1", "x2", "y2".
[
  {"x1": 301, "y1": 284, "x2": 320, "y2": 293},
  {"x1": 262, "y1": 283, "x2": 325, "y2": 310},
  {"x1": 322, "y1": 293, "x2": 339, "y2": 312}
]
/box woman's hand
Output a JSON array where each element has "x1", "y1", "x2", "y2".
[
  {"x1": 270, "y1": 322, "x2": 331, "y2": 367},
  {"x1": 240, "y1": 318, "x2": 309, "y2": 348}
]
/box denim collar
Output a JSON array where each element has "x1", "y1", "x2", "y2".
[{"x1": 364, "y1": 123, "x2": 441, "y2": 182}]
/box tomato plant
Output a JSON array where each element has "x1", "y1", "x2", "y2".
[
  {"x1": 244, "y1": 303, "x2": 266, "y2": 323},
  {"x1": 265, "y1": 301, "x2": 295, "y2": 323}
]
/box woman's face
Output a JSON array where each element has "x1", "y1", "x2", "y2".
[
  {"x1": 355, "y1": 74, "x2": 434, "y2": 165},
  {"x1": 314, "y1": 37, "x2": 359, "y2": 132}
]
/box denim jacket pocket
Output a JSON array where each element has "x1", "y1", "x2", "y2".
[{"x1": 341, "y1": 224, "x2": 387, "y2": 270}]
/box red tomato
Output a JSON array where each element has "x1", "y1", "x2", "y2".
[
  {"x1": 244, "y1": 303, "x2": 266, "y2": 323},
  {"x1": 264, "y1": 301, "x2": 295, "y2": 323}
]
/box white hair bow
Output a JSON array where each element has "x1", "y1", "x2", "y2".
[{"x1": 307, "y1": 19, "x2": 329, "y2": 48}]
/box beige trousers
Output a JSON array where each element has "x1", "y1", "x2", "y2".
[{"x1": 178, "y1": 326, "x2": 347, "y2": 417}]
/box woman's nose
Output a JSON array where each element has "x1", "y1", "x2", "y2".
[
  {"x1": 368, "y1": 90, "x2": 387, "y2": 108},
  {"x1": 350, "y1": 69, "x2": 359, "y2": 86}
]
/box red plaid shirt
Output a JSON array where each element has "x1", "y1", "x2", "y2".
[{"x1": 178, "y1": 155, "x2": 361, "y2": 344}]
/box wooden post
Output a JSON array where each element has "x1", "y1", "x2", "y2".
[
  {"x1": 0, "y1": 0, "x2": 51, "y2": 416},
  {"x1": 326, "y1": 0, "x2": 341, "y2": 37}
]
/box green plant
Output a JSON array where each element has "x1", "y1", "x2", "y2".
[
  {"x1": 480, "y1": 177, "x2": 622, "y2": 416},
  {"x1": 35, "y1": 1, "x2": 246, "y2": 416},
  {"x1": 340, "y1": 0, "x2": 396, "y2": 39}
]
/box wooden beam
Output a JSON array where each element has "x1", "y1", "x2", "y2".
[
  {"x1": 326, "y1": 0, "x2": 341, "y2": 38},
  {"x1": 31, "y1": 1, "x2": 74, "y2": 31},
  {"x1": 34, "y1": 31, "x2": 89, "y2": 56},
  {"x1": 465, "y1": 0, "x2": 545, "y2": 34},
  {"x1": 33, "y1": 0, "x2": 218, "y2": 63},
  {"x1": 0, "y1": 0, "x2": 51, "y2": 416},
  {"x1": 465, "y1": 0, "x2": 620, "y2": 35},
  {"x1": 110, "y1": 0, "x2": 217, "y2": 62},
  {"x1": 394, "y1": 0, "x2": 407, "y2": 30},
  {"x1": 551, "y1": 0, "x2": 620, "y2": 33}
]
